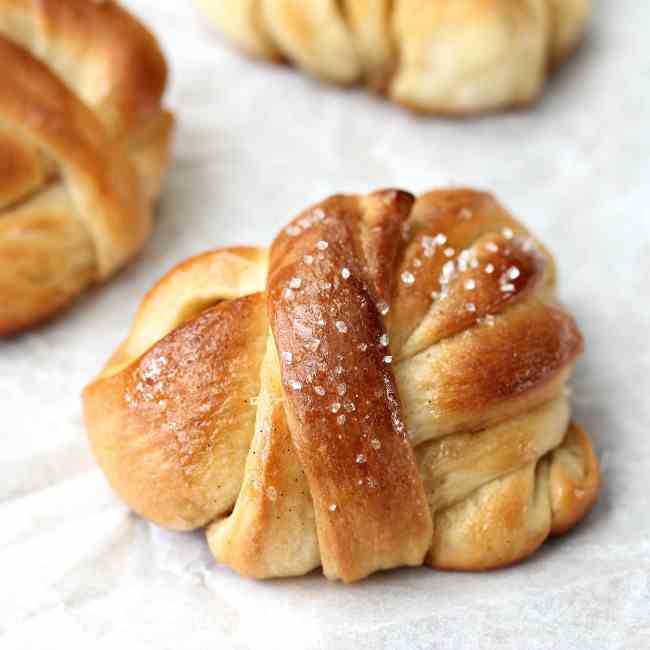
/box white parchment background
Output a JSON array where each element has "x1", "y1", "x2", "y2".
[{"x1": 1, "y1": 0, "x2": 648, "y2": 647}]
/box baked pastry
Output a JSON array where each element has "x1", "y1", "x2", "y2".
[
  {"x1": 0, "y1": 0, "x2": 174, "y2": 336},
  {"x1": 195, "y1": 0, "x2": 591, "y2": 115},
  {"x1": 84, "y1": 188, "x2": 600, "y2": 583}
]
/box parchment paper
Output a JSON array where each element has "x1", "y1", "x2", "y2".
[{"x1": 1, "y1": 0, "x2": 648, "y2": 647}]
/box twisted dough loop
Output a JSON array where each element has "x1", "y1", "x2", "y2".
[
  {"x1": 84, "y1": 188, "x2": 599, "y2": 583},
  {"x1": 0, "y1": 0, "x2": 173, "y2": 335},
  {"x1": 196, "y1": 0, "x2": 591, "y2": 114}
]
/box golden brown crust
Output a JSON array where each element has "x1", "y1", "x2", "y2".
[
  {"x1": 389, "y1": 188, "x2": 557, "y2": 357},
  {"x1": 207, "y1": 340, "x2": 321, "y2": 579},
  {"x1": 427, "y1": 418, "x2": 600, "y2": 570},
  {"x1": 195, "y1": 0, "x2": 591, "y2": 115},
  {"x1": 84, "y1": 187, "x2": 600, "y2": 582},
  {"x1": 83, "y1": 293, "x2": 269, "y2": 530},
  {"x1": 413, "y1": 302, "x2": 580, "y2": 418},
  {"x1": 0, "y1": 0, "x2": 173, "y2": 336},
  {"x1": 0, "y1": 0, "x2": 169, "y2": 134},
  {"x1": 0, "y1": 187, "x2": 97, "y2": 336},
  {"x1": 268, "y1": 191, "x2": 432, "y2": 581},
  {"x1": 549, "y1": 421, "x2": 600, "y2": 535}
]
